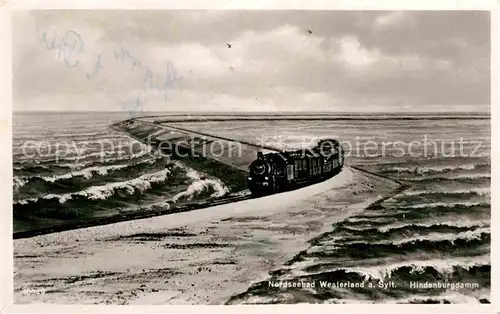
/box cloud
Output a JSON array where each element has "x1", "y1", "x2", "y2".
[
  {"x1": 334, "y1": 36, "x2": 380, "y2": 67},
  {"x1": 374, "y1": 11, "x2": 413, "y2": 29},
  {"x1": 151, "y1": 43, "x2": 229, "y2": 77},
  {"x1": 13, "y1": 10, "x2": 490, "y2": 113}
]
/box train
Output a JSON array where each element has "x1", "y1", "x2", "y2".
[{"x1": 247, "y1": 139, "x2": 345, "y2": 196}]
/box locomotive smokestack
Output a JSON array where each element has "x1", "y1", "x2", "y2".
[{"x1": 257, "y1": 151, "x2": 264, "y2": 160}]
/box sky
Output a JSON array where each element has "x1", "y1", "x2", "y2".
[{"x1": 13, "y1": 10, "x2": 490, "y2": 113}]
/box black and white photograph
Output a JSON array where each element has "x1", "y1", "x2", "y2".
[{"x1": 8, "y1": 7, "x2": 493, "y2": 306}]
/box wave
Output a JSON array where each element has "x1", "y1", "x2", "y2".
[
  {"x1": 14, "y1": 161, "x2": 229, "y2": 214},
  {"x1": 14, "y1": 130, "x2": 109, "y2": 140},
  {"x1": 13, "y1": 146, "x2": 117, "y2": 162},
  {"x1": 401, "y1": 187, "x2": 490, "y2": 197},
  {"x1": 336, "y1": 255, "x2": 490, "y2": 281},
  {"x1": 304, "y1": 231, "x2": 490, "y2": 260},
  {"x1": 383, "y1": 163, "x2": 488, "y2": 175},
  {"x1": 375, "y1": 220, "x2": 490, "y2": 233},
  {"x1": 286, "y1": 255, "x2": 490, "y2": 283},
  {"x1": 13, "y1": 147, "x2": 155, "y2": 173},
  {"x1": 370, "y1": 227, "x2": 490, "y2": 246},
  {"x1": 386, "y1": 292, "x2": 489, "y2": 304},
  {"x1": 12, "y1": 133, "x2": 130, "y2": 147},
  {"x1": 31, "y1": 164, "x2": 129, "y2": 182},
  {"x1": 359, "y1": 155, "x2": 491, "y2": 170},
  {"x1": 59, "y1": 147, "x2": 156, "y2": 167},
  {"x1": 335, "y1": 222, "x2": 488, "y2": 241},
  {"x1": 52, "y1": 137, "x2": 150, "y2": 156},
  {"x1": 402, "y1": 174, "x2": 491, "y2": 184},
  {"x1": 361, "y1": 201, "x2": 489, "y2": 216},
  {"x1": 142, "y1": 201, "x2": 171, "y2": 212},
  {"x1": 322, "y1": 225, "x2": 491, "y2": 253},
  {"x1": 13, "y1": 177, "x2": 28, "y2": 189},
  {"x1": 13, "y1": 139, "x2": 153, "y2": 164},
  {"x1": 391, "y1": 189, "x2": 490, "y2": 207},
  {"x1": 15, "y1": 167, "x2": 174, "y2": 205},
  {"x1": 13, "y1": 150, "x2": 120, "y2": 164},
  {"x1": 14, "y1": 157, "x2": 163, "y2": 189},
  {"x1": 399, "y1": 201, "x2": 489, "y2": 210},
  {"x1": 172, "y1": 163, "x2": 230, "y2": 202},
  {"x1": 232, "y1": 255, "x2": 490, "y2": 305},
  {"x1": 13, "y1": 162, "x2": 81, "y2": 172},
  {"x1": 327, "y1": 289, "x2": 490, "y2": 304},
  {"x1": 56, "y1": 150, "x2": 141, "y2": 162},
  {"x1": 339, "y1": 217, "x2": 491, "y2": 236},
  {"x1": 13, "y1": 163, "x2": 95, "y2": 182},
  {"x1": 354, "y1": 203, "x2": 490, "y2": 223},
  {"x1": 13, "y1": 157, "x2": 150, "y2": 180}
]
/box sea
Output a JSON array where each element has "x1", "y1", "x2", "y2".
[
  {"x1": 13, "y1": 112, "x2": 229, "y2": 233},
  {"x1": 12, "y1": 111, "x2": 491, "y2": 304}
]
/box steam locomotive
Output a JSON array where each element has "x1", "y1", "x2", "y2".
[{"x1": 247, "y1": 139, "x2": 344, "y2": 196}]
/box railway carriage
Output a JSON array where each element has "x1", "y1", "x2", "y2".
[{"x1": 247, "y1": 139, "x2": 344, "y2": 196}]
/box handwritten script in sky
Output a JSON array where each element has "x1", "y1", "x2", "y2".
[{"x1": 35, "y1": 27, "x2": 182, "y2": 115}]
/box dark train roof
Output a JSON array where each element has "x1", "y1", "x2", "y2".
[{"x1": 258, "y1": 138, "x2": 342, "y2": 162}]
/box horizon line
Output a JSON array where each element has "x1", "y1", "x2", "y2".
[{"x1": 12, "y1": 110, "x2": 491, "y2": 114}]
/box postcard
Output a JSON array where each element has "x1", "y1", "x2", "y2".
[{"x1": 1, "y1": 1, "x2": 498, "y2": 313}]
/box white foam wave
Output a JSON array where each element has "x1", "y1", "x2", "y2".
[
  {"x1": 12, "y1": 134, "x2": 129, "y2": 149},
  {"x1": 383, "y1": 292, "x2": 487, "y2": 304},
  {"x1": 341, "y1": 255, "x2": 490, "y2": 281},
  {"x1": 55, "y1": 150, "x2": 155, "y2": 169},
  {"x1": 282, "y1": 254, "x2": 490, "y2": 284},
  {"x1": 405, "y1": 173, "x2": 491, "y2": 181},
  {"x1": 390, "y1": 164, "x2": 481, "y2": 174},
  {"x1": 13, "y1": 177, "x2": 28, "y2": 189},
  {"x1": 345, "y1": 216, "x2": 389, "y2": 224},
  {"x1": 381, "y1": 227, "x2": 490, "y2": 246},
  {"x1": 39, "y1": 164, "x2": 131, "y2": 182},
  {"x1": 61, "y1": 150, "x2": 129, "y2": 161},
  {"x1": 13, "y1": 131, "x2": 107, "y2": 142},
  {"x1": 323, "y1": 292, "x2": 485, "y2": 304},
  {"x1": 321, "y1": 228, "x2": 489, "y2": 251},
  {"x1": 228, "y1": 189, "x2": 252, "y2": 197},
  {"x1": 77, "y1": 147, "x2": 152, "y2": 162},
  {"x1": 401, "y1": 201, "x2": 487, "y2": 209},
  {"x1": 14, "y1": 150, "x2": 121, "y2": 163},
  {"x1": 16, "y1": 168, "x2": 173, "y2": 204},
  {"x1": 172, "y1": 162, "x2": 229, "y2": 203},
  {"x1": 143, "y1": 201, "x2": 171, "y2": 211},
  {"x1": 449, "y1": 173, "x2": 491, "y2": 180},
  {"x1": 402, "y1": 187, "x2": 490, "y2": 197},
  {"x1": 14, "y1": 141, "x2": 153, "y2": 164},
  {"x1": 14, "y1": 157, "x2": 163, "y2": 190},
  {"x1": 56, "y1": 162, "x2": 89, "y2": 169},
  {"x1": 40, "y1": 157, "x2": 162, "y2": 183},
  {"x1": 376, "y1": 220, "x2": 490, "y2": 233}
]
